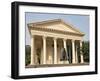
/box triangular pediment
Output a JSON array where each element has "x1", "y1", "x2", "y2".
[
  {"x1": 45, "y1": 23, "x2": 81, "y2": 34},
  {"x1": 28, "y1": 19, "x2": 84, "y2": 35}
]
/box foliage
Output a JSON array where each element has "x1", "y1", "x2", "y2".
[
  {"x1": 81, "y1": 41, "x2": 89, "y2": 62},
  {"x1": 25, "y1": 45, "x2": 31, "y2": 66}
]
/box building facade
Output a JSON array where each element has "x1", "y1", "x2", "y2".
[{"x1": 28, "y1": 19, "x2": 85, "y2": 65}]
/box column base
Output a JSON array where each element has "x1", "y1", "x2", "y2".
[
  {"x1": 72, "y1": 62, "x2": 77, "y2": 64},
  {"x1": 64, "y1": 61, "x2": 69, "y2": 64},
  {"x1": 30, "y1": 62, "x2": 35, "y2": 65},
  {"x1": 30, "y1": 64, "x2": 35, "y2": 66},
  {"x1": 54, "y1": 62, "x2": 57, "y2": 64},
  {"x1": 80, "y1": 61, "x2": 84, "y2": 64}
]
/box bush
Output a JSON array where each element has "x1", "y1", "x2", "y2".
[
  {"x1": 25, "y1": 45, "x2": 31, "y2": 66},
  {"x1": 82, "y1": 41, "x2": 89, "y2": 62}
]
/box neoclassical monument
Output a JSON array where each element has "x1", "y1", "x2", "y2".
[{"x1": 28, "y1": 19, "x2": 85, "y2": 65}]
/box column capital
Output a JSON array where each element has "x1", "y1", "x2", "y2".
[
  {"x1": 72, "y1": 39, "x2": 75, "y2": 42},
  {"x1": 42, "y1": 35, "x2": 47, "y2": 39},
  {"x1": 53, "y1": 37, "x2": 57, "y2": 40},
  {"x1": 80, "y1": 40, "x2": 83, "y2": 42},
  {"x1": 31, "y1": 35, "x2": 35, "y2": 38},
  {"x1": 63, "y1": 38, "x2": 67, "y2": 41}
]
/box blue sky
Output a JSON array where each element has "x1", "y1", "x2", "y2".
[{"x1": 25, "y1": 12, "x2": 89, "y2": 45}]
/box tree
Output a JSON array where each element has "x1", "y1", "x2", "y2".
[
  {"x1": 81, "y1": 41, "x2": 89, "y2": 62},
  {"x1": 25, "y1": 45, "x2": 31, "y2": 66}
]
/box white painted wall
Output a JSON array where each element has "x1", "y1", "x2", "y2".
[{"x1": 0, "y1": 0, "x2": 99, "y2": 81}]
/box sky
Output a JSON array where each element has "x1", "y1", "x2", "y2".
[{"x1": 25, "y1": 12, "x2": 89, "y2": 45}]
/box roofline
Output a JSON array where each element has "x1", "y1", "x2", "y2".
[
  {"x1": 28, "y1": 26, "x2": 85, "y2": 36},
  {"x1": 28, "y1": 19, "x2": 85, "y2": 35}
]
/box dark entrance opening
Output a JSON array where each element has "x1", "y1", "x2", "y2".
[
  {"x1": 36, "y1": 48, "x2": 41, "y2": 64},
  {"x1": 67, "y1": 45, "x2": 72, "y2": 64}
]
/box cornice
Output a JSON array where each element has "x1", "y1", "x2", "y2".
[{"x1": 28, "y1": 26, "x2": 84, "y2": 37}]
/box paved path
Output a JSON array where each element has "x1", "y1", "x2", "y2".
[{"x1": 26, "y1": 63, "x2": 89, "y2": 68}]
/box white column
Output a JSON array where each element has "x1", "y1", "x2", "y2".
[
  {"x1": 63, "y1": 39, "x2": 69, "y2": 64},
  {"x1": 54, "y1": 38, "x2": 57, "y2": 64},
  {"x1": 72, "y1": 40, "x2": 76, "y2": 63},
  {"x1": 30, "y1": 36, "x2": 35, "y2": 65},
  {"x1": 43, "y1": 36, "x2": 46, "y2": 64},
  {"x1": 75, "y1": 45, "x2": 78, "y2": 63},
  {"x1": 80, "y1": 41, "x2": 84, "y2": 63}
]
